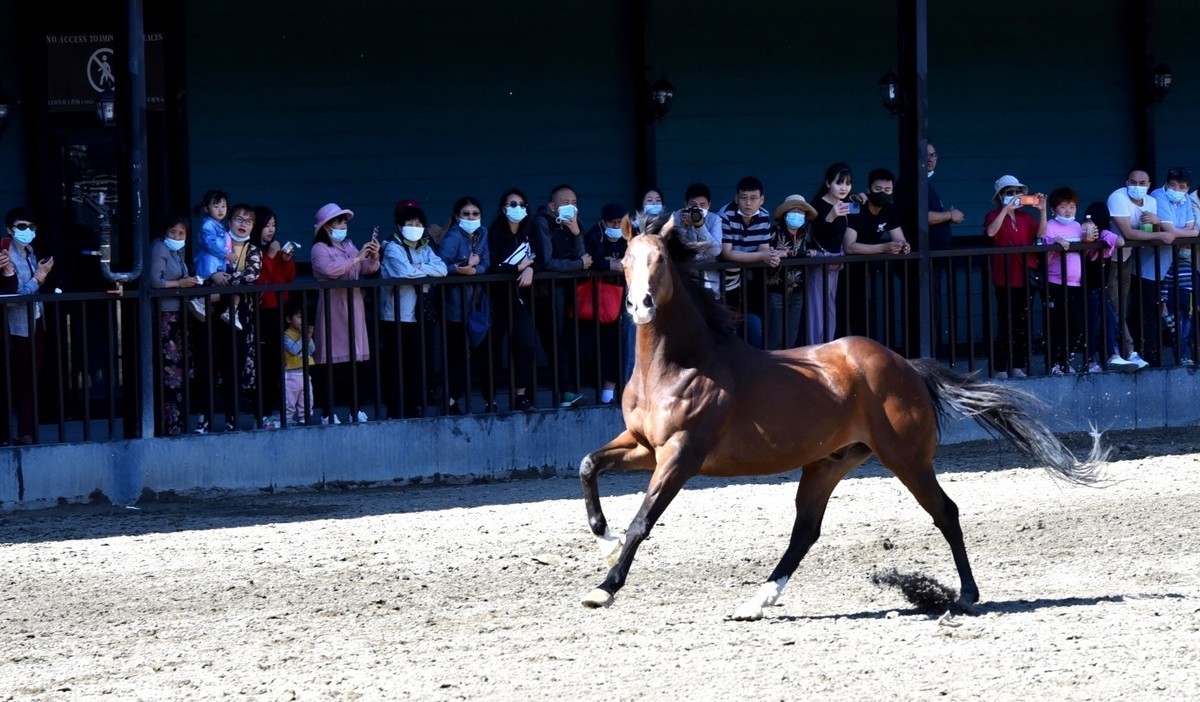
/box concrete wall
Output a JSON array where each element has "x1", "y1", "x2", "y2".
[{"x1": 3, "y1": 367, "x2": 1199, "y2": 511}]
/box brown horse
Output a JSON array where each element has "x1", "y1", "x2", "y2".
[{"x1": 578, "y1": 215, "x2": 1104, "y2": 619}]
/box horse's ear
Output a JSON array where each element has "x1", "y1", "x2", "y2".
[
  {"x1": 621, "y1": 214, "x2": 635, "y2": 241},
  {"x1": 657, "y1": 214, "x2": 676, "y2": 239}
]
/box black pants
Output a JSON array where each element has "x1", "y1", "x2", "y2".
[{"x1": 993, "y1": 285, "x2": 1031, "y2": 373}]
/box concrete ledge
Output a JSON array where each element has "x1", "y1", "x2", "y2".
[{"x1": 4, "y1": 367, "x2": 1200, "y2": 511}]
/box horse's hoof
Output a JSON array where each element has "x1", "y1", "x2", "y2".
[
  {"x1": 729, "y1": 602, "x2": 764, "y2": 621},
  {"x1": 954, "y1": 596, "x2": 981, "y2": 615},
  {"x1": 581, "y1": 588, "x2": 614, "y2": 609}
]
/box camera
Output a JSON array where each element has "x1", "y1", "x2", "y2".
[{"x1": 682, "y1": 206, "x2": 705, "y2": 226}]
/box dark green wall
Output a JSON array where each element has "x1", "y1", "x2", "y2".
[
  {"x1": 177, "y1": 0, "x2": 1200, "y2": 250},
  {"x1": 0, "y1": 4, "x2": 28, "y2": 213}
]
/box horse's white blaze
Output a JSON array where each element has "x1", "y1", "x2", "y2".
[
  {"x1": 625, "y1": 241, "x2": 655, "y2": 324},
  {"x1": 730, "y1": 577, "x2": 790, "y2": 621}
]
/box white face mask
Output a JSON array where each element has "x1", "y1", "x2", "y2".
[
  {"x1": 329, "y1": 227, "x2": 348, "y2": 242},
  {"x1": 164, "y1": 237, "x2": 186, "y2": 251},
  {"x1": 1002, "y1": 195, "x2": 1018, "y2": 207},
  {"x1": 401, "y1": 225, "x2": 424, "y2": 242},
  {"x1": 642, "y1": 203, "x2": 663, "y2": 216},
  {"x1": 1054, "y1": 215, "x2": 1075, "y2": 225},
  {"x1": 231, "y1": 232, "x2": 250, "y2": 243},
  {"x1": 555, "y1": 204, "x2": 577, "y2": 222},
  {"x1": 458, "y1": 218, "x2": 481, "y2": 234},
  {"x1": 1126, "y1": 185, "x2": 1149, "y2": 201},
  {"x1": 505, "y1": 206, "x2": 527, "y2": 223},
  {"x1": 1166, "y1": 189, "x2": 1187, "y2": 204}
]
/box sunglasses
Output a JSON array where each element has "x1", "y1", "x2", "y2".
[
  {"x1": 506, "y1": 201, "x2": 527, "y2": 209},
  {"x1": 12, "y1": 222, "x2": 36, "y2": 231},
  {"x1": 1002, "y1": 190, "x2": 1022, "y2": 197}
]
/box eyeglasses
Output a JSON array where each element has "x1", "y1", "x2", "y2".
[
  {"x1": 12, "y1": 222, "x2": 36, "y2": 231},
  {"x1": 506, "y1": 201, "x2": 527, "y2": 209},
  {"x1": 232, "y1": 216, "x2": 254, "y2": 226}
]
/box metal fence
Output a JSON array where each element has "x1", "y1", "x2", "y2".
[{"x1": 2, "y1": 240, "x2": 1195, "y2": 446}]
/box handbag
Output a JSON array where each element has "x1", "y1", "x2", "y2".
[
  {"x1": 575, "y1": 278, "x2": 624, "y2": 324},
  {"x1": 467, "y1": 288, "x2": 491, "y2": 347}
]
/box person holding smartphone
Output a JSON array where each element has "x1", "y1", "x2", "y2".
[
  {"x1": 3, "y1": 207, "x2": 54, "y2": 445},
  {"x1": 806, "y1": 163, "x2": 855, "y2": 345},
  {"x1": 984, "y1": 175, "x2": 1046, "y2": 378},
  {"x1": 437, "y1": 196, "x2": 492, "y2": 414}
]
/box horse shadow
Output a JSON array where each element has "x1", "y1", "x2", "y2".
[{"x1": 767, "y1": 592, "x2": 1183, "y2": 621}]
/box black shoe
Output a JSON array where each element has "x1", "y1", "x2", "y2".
[
  {"x1": 515, "y1": 394, "x2": 536, "y2": 413},
  {"x1": 448, "y1": 401, "x2": 464, "y2": 416}
]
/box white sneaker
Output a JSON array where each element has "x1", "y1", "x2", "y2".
[
  {"x1": 220, "y1": 309, "x2": 244, "y2": 330},
  {"x1": 353, "y1": 410, "x2": 368, "y2": 423},
  {"x1": 1128, "y1": 352, "x2": 1150, "y2": 370},
  {"x1": 1012, "y1": 368, "x2": 1027, "y2": 378},
  {"x1": 261, "y1": 416, "x2": 278, "y2": 430},
  {"x1": 993, "y1": 371, "x2": 1009, "y2": 379},
  {"x1": 321, "y1": 414, "x2": 341, "y2": 425},
  {"x1": 194, "y1": 414, "x2": 209, "y2": 434},
  {"x1": 1086, "y1": 362, "x2": 1103, "y2": 373},
  {"x1": 189, "y1": 297, "x2": 207, "y2": 321},
  {"x1": 1108, "y1": 354, "x2": 1137, "y2": 372}
]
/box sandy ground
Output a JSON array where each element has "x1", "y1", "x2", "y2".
[{"x1": 1, "y1": 428, "x2": 1199, "y2": 701}]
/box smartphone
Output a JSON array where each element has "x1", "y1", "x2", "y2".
[
  {"x1": 1019, "y1": 194, "x2": 1039, "y2": 206},
  {"x1": 846, "y1": 202, "x2": 861, "y2": 215},
  {"x1": 282, "y1": 241, "x2": 296, "y2": 254},
  {"x1": 371, "y1": 226, "x2": 380, "y2": 242},
  {"x1": 0, "y1": 238, "x2": 10, "y2": 252}
]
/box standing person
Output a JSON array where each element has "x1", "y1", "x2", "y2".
[
  {"x1": 280, "y1": 299, "x2": 316, "y2": 426},
  {"x1": 379, "y1": 202, "x2": 447, "y2": 418},
  {"x1": 1080, "y1": 203, "x2": 1132, "y2": 372},
  {"x1": 147, "y1": 215, "x2": 199, "y2": 436},
  {"x1": 1108, "y1": 168, "x2": 1175, "y2": 368},
  {"x1": 209, "y1": 203, "x2": 265, "y2": 431},
  {"x1": 765, "y1": 195, "x2": 814, "y2": 349},
  {"x1": 531, "y1": 184, "x2": 591, "y2": 407},
  {"x1": 672, "y1": 182, "x2": 724, "y2": 299},
  {"x1": 984, "y1": 175, "x2": 1046, "y2": 378},
  {"x1": 438, "y1": 196, "x2": 493, "y2": 414},
  {"x1": 190, "y1": 189, "x2": 230, "y2": 321},
  {"x1": 3, "y1": 208, "x2": 54, "y2": 445},
  {"x1": 1149, "y1": 167, "x2": 1199, "y2": 366},
  {"x1": 1042, "y1": 188, "x2": 1089, "y2": 375},
  {"x1": 487, "y1": 189, "x2": 539, "y2": 412},
  {"x1": 806, "y1": 164, "x2": 854, "y2": 345},
  {"x1": 717, "y1": 176, "x2": 775, "y2": 348},
  {"x1": 252, "y1": 205, "x2": 296, "y2": 427},
  {"x1": 581, "y1": 203, "x2": 629, "y2": 404},
  {"x1": 310, "y1": 202, "x2": 380, "y2": 424},
  {"x1": 845, "y1": 168, "x2": 910, "y2": 341}
]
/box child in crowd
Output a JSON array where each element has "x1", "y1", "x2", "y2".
[
  {"x1": 1043, "y1": 187, "x2": 1089, "y2": 374},
  {"x1": 1080, "y1": 202, "x2": 1133, "y2": 372},
  {"x1": 281, "y1": 300, "x2": 316, "y2": 425},
  {"x1": 191, "y1": 189, "x2": 233, "y2": 323}
]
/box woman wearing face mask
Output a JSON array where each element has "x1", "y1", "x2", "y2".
[
  {"x1": 807, "y1": 163, "x2": 855, "y2": 345},
  {"x1": 766, "y1": 195, "x2": 815, "y2": 350},
  {"x1": 984, "y1": 175, "x2": 1046, "y2": 378},
  {"x1": 3, "y1": 207, "x2": 54, "y2": 445},
  {"x1": 252, "y1": 205, "x2": 296, "y2": 428},
  {"x1": 632, "y1": 187, "x2": 664, "y2": 231},
  {"x1": 581, "y1": 203, "x2": 629, "y2": 405},
  {"x1": 148, "y1": 215, "x2": 199, "y2": 435},
  {"x1": 437, "y1": 196, "x2": 492, "y2": 414},
  {"x1": 379, "y1": 202, "x2": 447, "y2": 418},
  {"x1": 311, "y1": 202, "x2": 380, "y2": 424},
  {"x1": 486, "y1": 189, "x2": 540, "y2": 412}
]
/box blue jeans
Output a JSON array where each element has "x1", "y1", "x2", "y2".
[
  {"x1": 1086, "y1": 288, "x2": 1119, "y2": 365},
  {"x1": 767, "y1": 290, "x2": 804, "y2": 349}
]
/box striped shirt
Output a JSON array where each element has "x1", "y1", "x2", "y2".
[{"x1": 717, "y1": 202, "x2": 772, "y2": 292}]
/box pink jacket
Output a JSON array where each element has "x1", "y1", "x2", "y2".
[{"x1": 311, "y1": 240, "x2": 380, "y2": 364}]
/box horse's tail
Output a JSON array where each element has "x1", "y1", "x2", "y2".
[{"x1": 908, "y1": 358, "x2": 1107, "y2": 485}]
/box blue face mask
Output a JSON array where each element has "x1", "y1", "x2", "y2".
[
  {"x1": 459, "y1": 218, "x2": 482, "y2": 234},
  {"x1": 164, "y1": 237, "x2": 186, "y2": 251},
  {"x1": 1002, "y1": 195, "x2": 1019, "y2": 208},
  {"x1": 556, "y1": 204, "x2": 577, "y2": 222},
  {"x1": 643, "y1": 204, "x2": 663, "y2": 216},
  {"x1": 1166, "y1": 189, "x2": 1187, "y2": 204},
  {"x1": 506, "y1": 206, "x2": 527, "y2": 223},
  {"x1": 784, "y1": 212, "x2": 805, "y2": 229},
  {"x1": 1054, "y1": 215, "x2": 1075, "y2": 225},
  {"x1": 13, "y1": 229, "x2": 35, "y2": 246},
  {"x1": 604, "y1": 226, "x2": 623, "y2": 240},
  {"x1": 1126, "y1": 185, "x2": 1149, "y2": 201},
  {"x1": 329, "y1": 227, "x2": 348, "y2": 242}
]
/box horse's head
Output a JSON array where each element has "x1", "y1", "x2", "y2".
[{"x1": 622, "y1": 213, "x2": 676, "y2": 325}]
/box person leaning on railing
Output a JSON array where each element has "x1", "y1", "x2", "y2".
[
  {"x1": 252, "y1": 205, "x2": 297, "y2": 428},
  {"x1": 147, "y1": 214, "x2": 200, "y2": 436},
  {"x1": 3, "y1": 207, "x2": 55, "y2": 446},
  {"x1": 487, "y1": 189, "x2": 539, "y2": 413},
  {"x1": 984, "y1": 175, "x2": 1045, "y2": 379}
]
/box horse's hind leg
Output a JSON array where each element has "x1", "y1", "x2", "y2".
[
  {"x1": 889, "y1": 462, "x2": 980, "y2": 607},
  {"x1": 580, "y1": 430, "x2": 654, "y2": 563},
  {"x1": 582, "y1": 439, "x2": 700, "y2": 609},
  {"x1": 732, "y1": 445, "x2": 873, "y2": 621}
]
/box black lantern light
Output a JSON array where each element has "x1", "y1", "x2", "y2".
[
  {"x1": 1151, "y1": 63, "x2": 1173, "y2": 102},
  {"x1": 96, "y1": 88, "x2": 116, "y2": 127},
  {"x1": 649, "y1": 74, "x2": 674, "y2": 120},
  {"x1": 0, "y1": 82, "x2": 11, "y2": 135},
  {"x1": 879, "y1": 70, "x2": 902, "y2": 116}
]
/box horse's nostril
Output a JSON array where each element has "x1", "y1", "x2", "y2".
[{"x1": 643, "y1": 294, "x2": 653, "y2": 308}]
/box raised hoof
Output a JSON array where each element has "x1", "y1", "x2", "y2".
[{"x1": 581, "y1": 588, "x2": 614, "y2": 609}]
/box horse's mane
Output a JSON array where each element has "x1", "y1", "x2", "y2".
[{"x1": 639, "y1": 213, "x2": 735, "y2": 340}]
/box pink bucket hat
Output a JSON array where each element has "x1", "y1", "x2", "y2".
[{"x1": 314, "y1": 203, "x2": 354, "y2": 232}]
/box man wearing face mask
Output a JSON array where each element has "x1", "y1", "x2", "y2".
[
  {"x1": 843, "y1": 169, "x2": 909, "y2": 339},
  {"x1": 4, "y1": 207, "x2": 55, "y2": 445},
  {"x1": 532, "y1": 184, "x2": 591, "y2": 407},
  {"x1": 1143, "y1": 168, "x2": 1198, "y2": 366},
  {"x1": 1108, "y1": 169, "x2": 1180, "y2": 367}
]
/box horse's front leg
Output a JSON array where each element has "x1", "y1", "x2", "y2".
[
  {"x1": 582, "y1": 436, "x2": 701, "y2": 609},
  {"x1": 579, "y1": 430, "x2": 654, "y2": 564}
]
